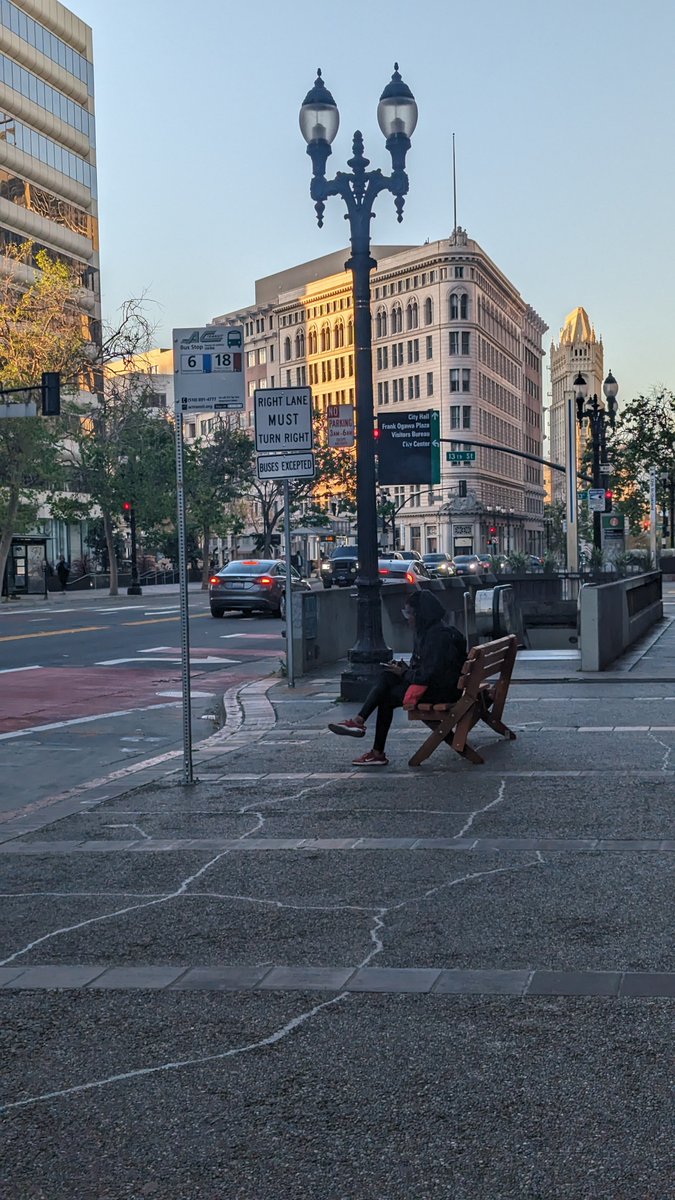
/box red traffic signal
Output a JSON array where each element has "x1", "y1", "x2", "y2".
[
  {"x1": 122, "y1": 501, "x2": 132, "y2": 525},
  {"x1": 604, "y1": 489, "x2": 613, "y2": 514},
  {"x1": 122, "y1": 501, "x2": 132, "y2": 511},
  {"x1": 489, "y1": 526, "x2": 497, "y2": 535}
]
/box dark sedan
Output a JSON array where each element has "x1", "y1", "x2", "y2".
[{"x1": 209, "y1": 559, "x2": 308, "y2": 618}]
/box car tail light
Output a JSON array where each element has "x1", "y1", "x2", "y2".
[
  {"x1": 379, "y1": 567, "x2": 389, "y2": 575},
  {"x1": 406, "y1": 571, "x2": 415, "y2": 583},
  {"x1": 256, "y1": 576, "x2": 273, "y2": 586},
  {"x1": 209, "y1": 576, "x2": 220, "y2": 586}
]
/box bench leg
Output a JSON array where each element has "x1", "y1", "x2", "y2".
[
  {"x1": 482, "y1": 712, "x2": 517, "y2": 740},
  {"x1": 408, "y1": 717, "x2": 455, "y2": 767},
  {"x1": 458, "y1": 740, "x2": 484, "y2": 765}
]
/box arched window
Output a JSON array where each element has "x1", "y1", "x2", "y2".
[
  {"x1": 449, "y1": 291, "x2": 469, "y2": 321},
  {"x1": 308, "y1": 327, "x2": 317, "y2": 355},
  {"x1": 376, "y1": 308, "x2": 387, "y2": 338},
  {"x1": 424, "y1": 297, "x2": 433, "y2": 325},
  {"x1": 346, "y1": 319, "x2": 354, "y2": 345},
  {"x1": 297, "y1": 330, "x2": 305, "y2": 357},
  {"x1": 392, "y1": 303, "x2": 403, "y2": 334},
  {"x1": 321, "y1": 323, "x2": 331, "y2": 352},
  {"x1": 334, "y1": 320, "x2": 344, "y2": 348},
  {"x1": 460, "y1": 292, "x2": 468, "y2": 320},
  {"x1": 406, "y1": 300, "x2": 418, "y2": 330},
  {"x1": 283, "y1": 336, "x2": 292, "y2": 361}
]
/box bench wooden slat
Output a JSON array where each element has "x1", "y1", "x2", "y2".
[{"x1": 407, "y1": 634, "x2": 517, "y2": 768}]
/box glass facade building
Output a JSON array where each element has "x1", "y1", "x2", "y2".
[{"x1": 0, "y1": 0, "x2": 99, "y2": 332}]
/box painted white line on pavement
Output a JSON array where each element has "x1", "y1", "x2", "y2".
[
  {"x1": 0, "y1": 665, "x2": 42, "y2": 674},
  {"x1": 96, "y1": 656, "x2": 239, "y2": 666},
  {"x1": 0, "y1": 701, "x2": 181, "y2": 742}
]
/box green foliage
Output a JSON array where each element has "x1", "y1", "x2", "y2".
[{"x1": 611, "y1": 388, "x2": 675, "y2": 532}]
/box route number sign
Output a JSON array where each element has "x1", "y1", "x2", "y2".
[{"x1": 173, "y1": 326, "x2": 245, "y2": 413}]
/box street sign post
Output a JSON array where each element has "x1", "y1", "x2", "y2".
[
  {"x1": 254, "y1": 387, "x2": 313, "y2": 452},
  {"x1": 589, "y1": 488, "x2": 606, "y2": 513},
  {"x1": 173, "y1": 326, "x2": 245, "y2": 413},
  {"x1": 256, "y1": 452, "x2": 315, "y2": 481},
  {"x1": 327, "y1": 404, "x2": 354, "y2": 448},
  {"x1": 649, "y1": 465, "x2": 657, "y2": 562},
  {"x1": 446, "y1": 450, "x2": 476, "y2": 463},
  {"x1": 599, "y1": 463, "x2": 612, "y2": 475}
]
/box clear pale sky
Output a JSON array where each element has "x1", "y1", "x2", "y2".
[{"x1": 71, "y1": 0, "x2": 674, "y2": 407}]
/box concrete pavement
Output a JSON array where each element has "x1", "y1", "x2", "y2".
[{"x1": 0, "y1": 600, "x2": 673, "y2": 1198}]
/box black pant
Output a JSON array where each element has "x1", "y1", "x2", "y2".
[{"x1": 358, "y1": 671, "x2": 408, "y2": 753}]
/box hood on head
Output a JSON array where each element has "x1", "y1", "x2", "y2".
[{"x1": 408, "y1": 589, "x2": 445, "y2": 630}]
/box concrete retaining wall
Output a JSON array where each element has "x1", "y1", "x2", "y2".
[{"x1": 579, "y1": 572, "x2": 663, "y2": 671}]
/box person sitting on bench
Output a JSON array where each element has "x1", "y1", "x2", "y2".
[{"x1": 329, "y1": 590, "x2": 467, "y2": 766}]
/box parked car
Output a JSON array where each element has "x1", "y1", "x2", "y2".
[
  {"x1": 378, "y1": 558, "x2": 431, "y2": 585},
  {"x1": 422, "y1": 552, "x2": 455, "y2": 578},
  {"x1": 399, "y1": 550, "x2": 423, "y2": 561},
  {"x1": 208, "y1": 559, "x2": 309, "y2": 618},
  {"x1": 451, "y1": 554, "x2": 484, "y2": 576},
  {"x1": 320, "y1": 545, "x2": 359, "y2": 588}
]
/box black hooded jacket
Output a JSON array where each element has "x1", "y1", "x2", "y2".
[{"x1": 404, "y1": 591, "x2": 467, "y2": 702}]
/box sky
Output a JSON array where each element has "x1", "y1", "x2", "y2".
[{"x1": 70, "y1": 0, "x2": 675, "y2": 407}]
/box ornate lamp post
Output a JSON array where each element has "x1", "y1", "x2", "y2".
[
  {"x1": 575, "y1": 370, "x2": 619, "y2": 551},
  {"x1": 300, "y1": 65, "x2": 418, "y2": 699}
]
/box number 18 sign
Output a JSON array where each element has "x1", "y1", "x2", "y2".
[{"x1": 173, "y1": 326, "x2": 245, "y2": 413}]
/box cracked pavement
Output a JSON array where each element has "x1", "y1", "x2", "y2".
[{"x1": 1, "y1": 654, "x2": 674, "y2": 1198}]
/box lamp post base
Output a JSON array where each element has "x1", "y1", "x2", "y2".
[{"x1": 340, "y1": 661, "x2": 386, "y2": 703}]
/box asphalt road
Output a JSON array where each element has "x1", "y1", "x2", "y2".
[{"x1": 0, "y1": 590, "x2": 286, "y2": 819}]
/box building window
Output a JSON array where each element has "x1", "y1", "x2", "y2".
[
  {"x1": 410, "y1": 525, "x2": 421, "y2": 552},
  {"x1": 392, "y1": 342, "x2": 403, "y2": 367},
  {"x1": 308, "y1": 327, "x2": 317, "y2": 354},
  {"x1": 426, "y1": 372, "x2": 434, "y2": 396},
  {"x1": 391, "y1": 304, "x2": 403, "y2": 333},
  {"x1": 450, "y1": 292, "x2": 469, "y2": 320},
  {"x1": 461, "y1": 332, "x2": 470, "y2": 355},
  {"x1": 462, "y1": 369, "x2": 471, "y2": 392},
  {"x1": 295, "y1": 331, "x2": 305, "y2": 357},
  {"x1": 450, "y1": 369, "x2": 460, "y2": 393},
  {"x1": 378, "y1": 380, "x2": 390, "y2": 405},
  {"x1": 335, "y1": 321, "x2": 344, "y2": 348},
  {"x1": 450, "y1": 331, "x2": 459, "y2": 355},
  {"x1": 454, "y1": 266, "x2": 464, "y2": 278},
  {"x1": 450, "y1": 404, "x2": 460, "y2": 429},
  {"x1": 321, "y1": 324, "x2": 331, "y2": 352},
  {"x1": 462, "y1": 404, "x2": 471, "y2": 428},
  {"x1": 377, "y1": 346, "x2": 389, "y2": 370},
  {"x1": 246, "y1": 350, "x2": 256, "y2": 368},
  {"x1": 283, "y1": 337, "x2": 291, "y2": 361},
  {"x1": 407, "y1": 374, "x2": 420, "y2": 399},
  {"x1": 426, "y1": 335, "x2": 433, "y2": 360},
  {"x1": 347, "y1": 319, "x2": 354, "y2": 344},
  {"x1": 258, "y1": 348, "x2": 266, "y2": 365},
  {"x1": 406, "y1": 300, "x2": 418, "y2": 330},
  {"x1": 407, "y1": 338, "x2": 419, "y2": 364},
  {"x1": 424, "y1": 297, "x2": 433, "y2": 325},
  {"x1": 376, "y1": 308, "x2": 387, "y2": 338}
]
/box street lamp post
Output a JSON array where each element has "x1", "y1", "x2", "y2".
[
  {"x1": 575, "y1": 370, "x2": 619, "y2": 551},
  {"x1": 300, "y1": 65, "x2": 418, "y2": 699}
]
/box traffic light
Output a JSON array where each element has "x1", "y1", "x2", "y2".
[
  {"x1": 41, "y1": 371, "x2": 60, "y2": 416},
  {"x1": 604, "y1": 489, "x2": 613, "y2": 513},
  {"x1": 122, "y1": 501, "x2": 132, "y2": 525},
  {"x1": 489, "y1": 526, "x2": 497, "y2": 536}
]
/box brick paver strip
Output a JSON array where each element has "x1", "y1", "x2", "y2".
[
  {"x1": 526, "y1": 970, "x2": 622, "y2": 997},
  {"x1": 433, "y1": 969, "x2": 531, "y2": 996},
  {"x1": 258, "y1": 967, "x2": 356, "y2": 990},
  {"x1": 346, "y1": 968, "x2": 443, "y2": 993},
  {"x1": 7, "y1": 965, "x2": 108, "y2": 989},
  {"x1": 619, "y1": 972, "x2": 675, "y2": 998},
  {"x1": 1, "y1": 963, "x2": 673, "y2": 997},
  {"x1": 88, "y1": 966, "x2": 190, "y2": 990},
  {"x1": 0, "y1": 836, "x2": 669, "y2": 854}
]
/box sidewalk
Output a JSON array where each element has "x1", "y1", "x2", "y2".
[{"x1": 0, "y1": 615, "x2": 673, "y2": 1197}]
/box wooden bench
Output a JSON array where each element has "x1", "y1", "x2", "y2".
[{"x1": 407, "y1": 634, "x2": 518, "y2": 766}]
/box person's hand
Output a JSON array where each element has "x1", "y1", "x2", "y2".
[{"x1": 383, "y1": 660, "x2": 405, "y2": 675}]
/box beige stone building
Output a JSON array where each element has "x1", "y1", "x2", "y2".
[{"x1": 213, "y1": 230, "x2": 548, "y2": 558}]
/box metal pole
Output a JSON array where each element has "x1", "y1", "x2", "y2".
[
  {"x1": 592, "y1": 412, "x2": 602, "y2": 551},
  {"x1": 649, "y1": 466, "x2": 657, "y2": 564},
  {"x1": 565, "y1": 391, "x2": 579, "y2": 572},
  {"x1": 283, "y1": 479, "x2": 295, "y2": 688},
  {"x1": 174, "y1": 410, "x2": 194, "y2": 784},
  {"x1": 127, "y1": 506, "x2": 142, "y2": 595}
]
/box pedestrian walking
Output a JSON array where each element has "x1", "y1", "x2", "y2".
[
  {"x1": 56, "y1": 555, "x2": 69, "y2": 593},
  {"x1": 328, "y1": 590, "x2": 467, "y2": 766}
]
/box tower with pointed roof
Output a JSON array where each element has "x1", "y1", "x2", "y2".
[{"x1": 548, "y1": 307, "x2": 604, "y2": 503}]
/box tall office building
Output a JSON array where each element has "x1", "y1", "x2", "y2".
[
  {"x1": 0, "y1": 0, "x2": 99, "y2": 341},
  {"x1": 549, "y1": 307, "x2": 604, "y2": 504}
]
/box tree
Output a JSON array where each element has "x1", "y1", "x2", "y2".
[
  {"x1": 183, "y1": 420, "x2": 255, "y2": 587},
  {"x1": 63, "y1": 374, "x2": 176, "y2": 594},
  {"x1": 0, "y1": 244, "x2": 88, "y2": 591},
  {"x1": 610, "y1": 389, "x2": 675, "y2": 537}
]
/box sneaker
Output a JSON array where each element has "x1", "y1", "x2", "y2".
[
  {"x1": 352, "y1": 750, "x2": 389, "y2": 767},
  {"x1": 328, "y1": 717, "x2": 366, "y2": 738}
]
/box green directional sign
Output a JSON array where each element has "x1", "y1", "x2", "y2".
[
  {"x1": 431, "y1": 411, "x2": 441, "y2": 484},
  {"x1": 577, "y1": 490, "x2": 588, "y2": 502},
  {"x1": 446, "y1": 450, "x2": 476, "y2": 463}
]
